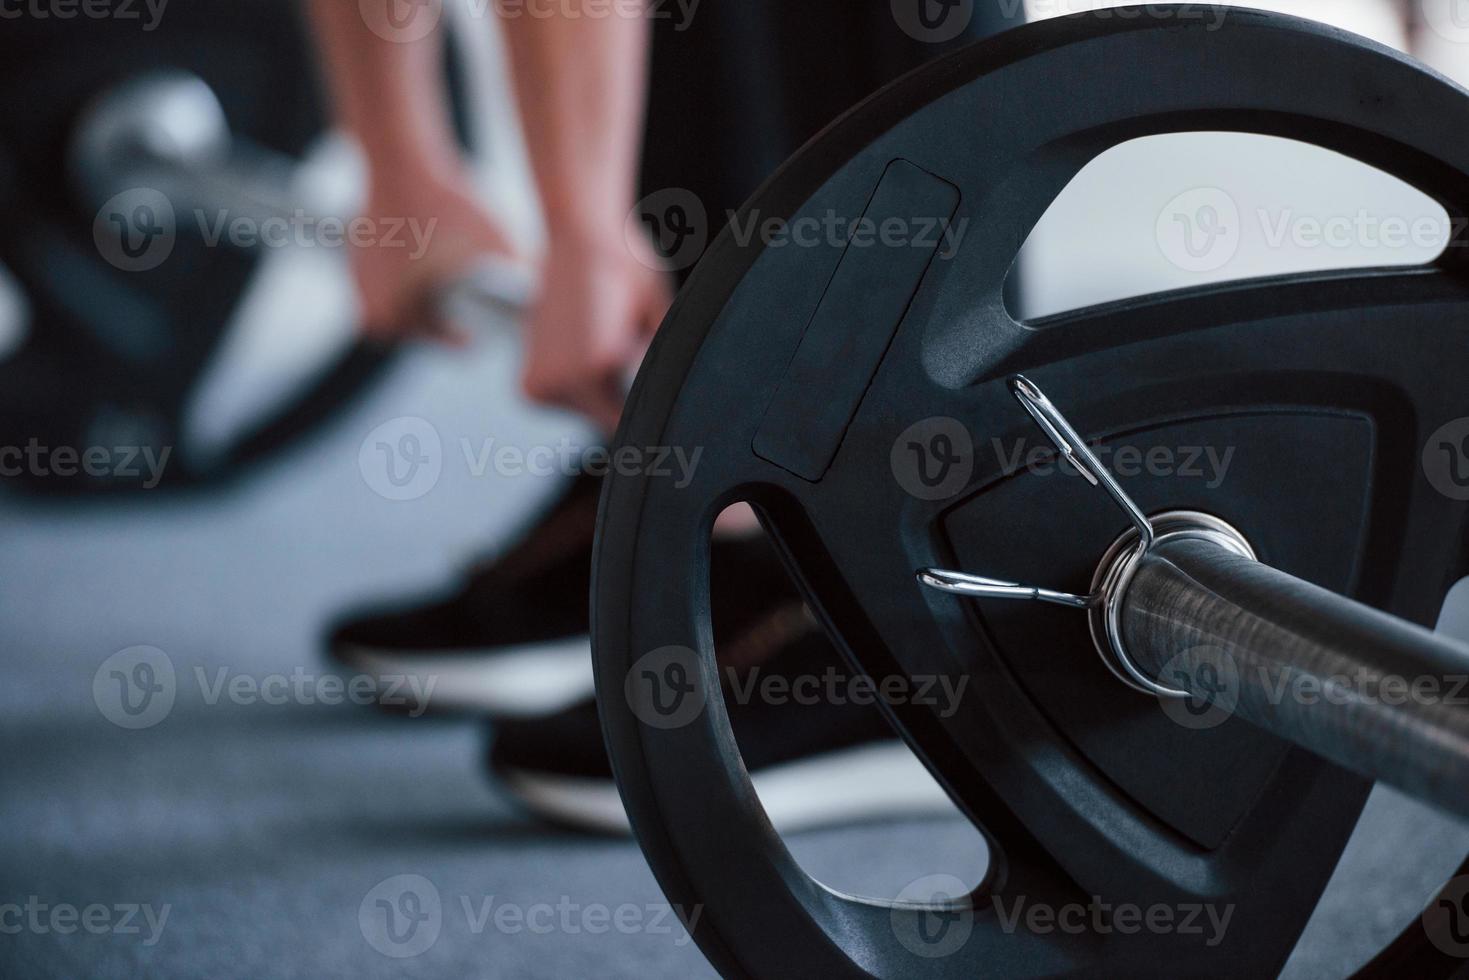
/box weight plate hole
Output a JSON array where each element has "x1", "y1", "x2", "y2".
[
  {"x1": 1009, "y1": 132, "x2": 1452, "y2": 323},
  {"x1": 706, "y1": 505, "x2": 991, "y2": 901}
]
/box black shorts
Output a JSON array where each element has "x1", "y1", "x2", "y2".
[{"x1": 642, "y1": 0, "x2": 1012, "y2": 278}]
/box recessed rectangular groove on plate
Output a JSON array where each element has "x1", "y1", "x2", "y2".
[{"x1": 752, "y1": 159, "x2": 960, "y2": 482}]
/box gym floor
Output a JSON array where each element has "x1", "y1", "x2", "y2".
[
  {"x1": 4, "y1": 326, "x2": 1469, "y2": 978},
  {"x1": 0, "y1": 333, "x2": 994, "y2": 979}
]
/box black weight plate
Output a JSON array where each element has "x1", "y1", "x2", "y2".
[
  {"x1": 0, "y1": 4, "x2": 394, "y2": 492},
  {"x1": 593, "y1": 9, "x2": 1469, "y2": 978}
]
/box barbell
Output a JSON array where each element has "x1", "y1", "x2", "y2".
[{"x1": 592, "y1": 6, "x2": 1469, "y2": 977}]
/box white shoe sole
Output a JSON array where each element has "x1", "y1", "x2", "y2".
[
  {"x1": 495, "y1": 740, "x2": 959, "y2": 836},
  {"x1": 337, "y1": 637, "x2": 593, "y2": 718}
]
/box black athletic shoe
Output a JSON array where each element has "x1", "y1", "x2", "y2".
[
  {"x1": 486, "y1": 626, "x2": 956, "y2": 834},
  {"x1": 328, "y1": 472, "x2": 800, "y2": 717}
]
